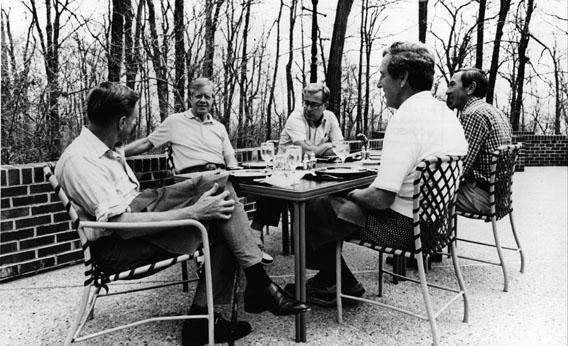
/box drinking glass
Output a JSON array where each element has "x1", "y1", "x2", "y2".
[
  {"x1": 285, "y1": 145, "x2": 302, "y2": 171},
  {"x1": 260, "y1": 141, "x2": 275, "y2": 166},
  {"x1": 333, "y1": 141, "x2": 350, "y2": 166}
]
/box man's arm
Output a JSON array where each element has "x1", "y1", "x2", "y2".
[
  {"x1": 111, "y1": 183, "x2": 236, "y2": 238},
  {"x1": 125, "y1": 137, "x2": 155, "y2": 157},
  {"x1": 348, "y1": 186, "x2": 396, "y2": 211},
  {"x1": 291, "y1": 140, "x2": 334, "y2": 156},
  {"x1": 461, "y1": 113, "x2": 488, "y2": 176}
]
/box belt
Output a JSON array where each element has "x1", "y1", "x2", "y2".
[{"x1": 178, "y1": 163, "x2": 226, "y2": 174}]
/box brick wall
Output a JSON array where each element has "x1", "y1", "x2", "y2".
[{"x1": 1, "y1": 136, "x2": 566, "y2": 281}]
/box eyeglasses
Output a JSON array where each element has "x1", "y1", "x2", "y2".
[{"x1": 303, "y1": 100, "x2": 323, "y2": 108}]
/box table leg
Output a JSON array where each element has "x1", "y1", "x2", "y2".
[{"x1": 293, "y1": 201, "x2": 307, "y2": 342}]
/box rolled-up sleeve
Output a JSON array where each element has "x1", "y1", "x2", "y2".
[{"x1": 148, "y1": 117, "x2": 172, "y2": 148}]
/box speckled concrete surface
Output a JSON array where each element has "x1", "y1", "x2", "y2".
[{"x1": 1, "y1": 167, "x2": 566, "y2": 346}]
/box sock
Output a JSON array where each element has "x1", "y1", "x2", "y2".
[{"x1": 244, "y1": 263, "x2": 271, "y2": 290}]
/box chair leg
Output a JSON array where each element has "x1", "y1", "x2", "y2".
[
  {"x1": 64, "y1": 285, "x2": 94, "y2": 346},
  {"x1": 509, "y1": 212, "x2": 525, "y2": 273},
  {"x1": 416, "y1": 253, "x2": 440, "y2": 346},
  {"x1": 181, "y1": 261, "x2": 189, "y2": 292},
  {"x1": 491, "y1": 217, "x2": 509, "y2": 292},
  {"x1": 378, "y1": 252, "x2": 384, "y2": 297},
  {"x1": 281, "y1": 205, "x2": 290, "y2": 255},
  {"x1": 228, "y1": 268, "x2": 241, "y2": 346},
  {"x1": 335, "y1": 241, "x2": 343, "y2": 324},
  {"x1": 449, "y1": 242, "x2": 469, "y2": 323}
]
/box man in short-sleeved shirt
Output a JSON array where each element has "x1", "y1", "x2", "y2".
[
  {"x1": 125, "y1": 78, "x2": 238, "y2": 172},
  {"x1": 277, "y1": 83, "x2": 343, "y2": 155},
  {"x1": 283, "y1": 42, "x2": 467, "y2": 307},
  {"x1": 446, "y1": 67, "x2": 512, "y2": 213}
]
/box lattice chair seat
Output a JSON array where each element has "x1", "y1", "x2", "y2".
[
  {"x1": 455, "y1": 143, "x2": 525, "y2": 292},
  {"x1": 44, "y1": 165, "x2": 215, "y2": 346},
  {"x1": 336, "y1": 155, "x2": 469, "y2": 346}
]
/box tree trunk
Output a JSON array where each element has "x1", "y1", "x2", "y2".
[
  {"x1": 124, "y1": 0, "x2": 142, "y2": 90},
  {"x1": 326, "y1": 0, "x2": 354, "y2": 120},
  {"x1": 237, "y1": 0, "x2": 252, "y2": 148},
  {"x1": 286, "y1": 0, "x2": 298, "y2": 117},
  {"x1": 266, "y1": 0, "x2": 284, "y2": 140},
  {"x1": 309, "y1": 0, "x2": 319, "y2": 82},
  {"x1": 486, "y1": 0, "x2": 511, "y2": 104},
  {"x1": 418, "y1": 0, "x2": 428, "y2": 43},
  {"x1": 146, "y1": 0, "x2": 169, "y2": 121},
  {"x1": 475, "y1": 0, "x2": 486, "y2": 69},
  {"x1": 510, "y1": 0, "x2": 534, "y2": 132},
  {"x1": 109, "y1": 0, "x2": 126, "y2": 82},
  {"x1": 173, "y1": 0, "x2": 185, "y2": 112},
  {"x1": 356, "y1": 0, "x2": 365, "y2": 134},
  {"x1": 203, "y1": 0, "x2": 223, "y2": 79}
]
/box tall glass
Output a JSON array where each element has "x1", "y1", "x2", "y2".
[
  {"x1": 285, "y1": 145, "x2": 302, "y2": 171},
  {"x1": 333, "y1": 141, "x2": 350, "y2": 166},
  {"x1": 260, "y1": 141, "x2": 275, "y2": 166}
]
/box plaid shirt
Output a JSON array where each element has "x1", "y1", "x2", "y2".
[{"x1": 459, "y1": 97, "x2": 512, "y2": 183}]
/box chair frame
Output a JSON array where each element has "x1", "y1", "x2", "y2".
[
  {"x1": 335, "y1": 156, "x2": 469, "y2": 346},
  {"x1": 455, "y1": 143, "x2": 525, "y2": 292},
  {"x1": 44, "y1": 166, "x2": 215, "y2": 346}
]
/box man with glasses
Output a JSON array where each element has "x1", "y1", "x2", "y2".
[{"x1": 277, "y1": 82, "x2": 344, "y2": 155}]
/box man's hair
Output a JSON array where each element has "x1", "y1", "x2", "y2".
[
  {"x1": 303, "y1": 82, "x2": 330, "y2": 103},
  {"x1": 86, "y1": 82, "x2": 140, "y2": 127},
  {"x1": 383, "y1": 41, "x2": 435, "y2": 91},
  {"x1": 189, "y1": 77, "x2": 215, "y2": 95},
  {"x1": 456, "y1": 67, "x2": 488, "y2": 98}
]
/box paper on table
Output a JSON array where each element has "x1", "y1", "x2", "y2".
[{"x1": 261, "y1": 171, "x2": 308, "y2": 188}]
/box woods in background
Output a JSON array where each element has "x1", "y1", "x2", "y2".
[{"x1": 1, "y1": 0, "x2": 567, "y2": 164}]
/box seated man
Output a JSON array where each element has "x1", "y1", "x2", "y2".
[
  {"x1": 446, "y1": 67, "x2": 512, "y2": 214},
  {"x1": 284, "y1": 41, "x2": 468, "y2": 305},
  {"x1": 125, "y1": 77, "x2": 273, "y2": 264},
  {"x1": 252, "y1": 83, "x2": 344, "y2": 231},
  {"x1": 277, "y1": 82, "x2": 343, "y2": 156},
  {"x1": 56, "y1": 82, "x2": 308, "y2": 345}
]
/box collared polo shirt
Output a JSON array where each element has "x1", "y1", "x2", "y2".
[
  {"x1": 278, "y1": 109, "x2": 343, "y2": 153},
  {"x1": 148, "y1": 110, "x2": 237, "y2": 170},
  {"x1": 370, "y1": 91, "x2": 468, "y2": 218},
  {"x1": 55, "y1": 127, "x2": 141, "y2": 240}
]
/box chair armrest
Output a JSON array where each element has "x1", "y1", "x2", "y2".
[{"x1": 80, "y1": 219, "x2": 205, "y2": 230}]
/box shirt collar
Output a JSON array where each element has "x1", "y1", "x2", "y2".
[
  {"x1": 397, "y1": 90, "x2": 431, "y2": 112},
  {"x1": 186, "y1": 109, "x2": 214, "y2": 124},
  {"x1": 462, "y1": 96, "x2": 484, "y2": 112},
  {"x1": 79, "y1": 127, "x2": 116, "y2": 159}
]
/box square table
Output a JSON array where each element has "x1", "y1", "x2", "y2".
[{"x1": 237, "y1": 172, "x2": 377, "y2": 342}]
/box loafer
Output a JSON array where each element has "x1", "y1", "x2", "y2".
[
  {"x1": 284, "y1": 278, "x2": 365, "y2": 307},
  {"x1": 182, "y1": 312, "x2": 251, "y2": 346},
  {"x1": 244, "y1": 282, "x2": 310, "y2": 316}
]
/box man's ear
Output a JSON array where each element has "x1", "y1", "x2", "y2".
[
  {"x1": 117, "y1": 115, "x2": 127, "y2": 131},
  {"x1": 466, "y1": 81, "x2": 477, "y2": 95},
  {"x1": 399, "y1": 71, "x2": 409, "y2": 88}
]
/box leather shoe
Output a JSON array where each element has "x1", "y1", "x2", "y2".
[
  {"x1": 182, "y1": 312, "x2": 251, "y2": 346},
  {"x1": 244, "y1": 282, "x2": 310, "y2": 316}
]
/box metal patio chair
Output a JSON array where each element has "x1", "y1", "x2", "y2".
[
  {"x1": 336, "y1": 156, "x2": 469, "y2": 346},
  {"x1": 44, "y1": 165, "x2": 214, "y2": 346},
  {"x1": 455, "y1": 143, "x2": 525, "y2": 292}
]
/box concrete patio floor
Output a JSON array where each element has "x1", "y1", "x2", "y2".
[{"x1": 1, "y1": 167, "x2": 566, "y2": 345}]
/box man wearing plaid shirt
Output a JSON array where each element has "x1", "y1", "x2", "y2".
[{"x1": 446, "y1": 67, "x2": 512, "y2": 213}]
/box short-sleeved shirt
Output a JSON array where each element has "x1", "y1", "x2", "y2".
[
  {"x1": 370, "y1": 91, "x2": 468, "y2": 218},
  {"x1": 459, "y1": 97, "x2": 512, "y2": 183},
  {"x1": 148, "y1": 110, "x2": 237, "y2": 170},
  {"x1": 55, "y1": 127, "x2": 141, "y2": 240},
  {"x1": 278, "y1": 109, "x2": 343, "y2": 153}
]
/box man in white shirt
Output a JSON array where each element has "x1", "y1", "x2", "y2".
[
  {"x1": 125, "y1": 78, "x2": 239, "y2": 173},
  {"x1": 284, "y1": 41, "x2": 468, "y2": 306},
  {"x1": 278, "y1": 82, "x2": 343, "y2": 155}
]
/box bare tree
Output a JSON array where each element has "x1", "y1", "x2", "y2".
[
  {"x1": 419, "y1": 0, "x2": 428, "y2": 42},
  {"x1": 125, "y1": 0, "x2": 144, "y2": 90},
  {"x1": 108, "y1": 0, "x2": 128, "y2": 81},
  {"x1": 486, "y1": 0, "x2": 511, "y2": 104},
  {"x1": 265, "y1": 0, "x2": 285, "y2": 140},
  {"x1": 203, "y1": 0, "x2": 224, "y2": 79},
  {"x1": 145, "y1": 0, "x2": 169, "y2": 121},
  {"x1": 326, "y1": 0, "x2": 354, "y2": 120},
  {"x1": 475, "y1": 0, "x2": 486, "y2": 69},
  {"x1": 286, "y1": 0, "x2": 298, "y2": 117},
  {"x1": 237, "y1": 0, "x2": 252, "y2": 147},
  {"x1": 173, "y1": 0, "x2": 185, "y2": 112}
]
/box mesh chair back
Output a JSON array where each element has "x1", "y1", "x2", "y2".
[
  {"x1": 44, "y1": 165, "x2": 95, "y2": 286},
  {"x1": 491, "y1": 144, "x2": 522, "y2": 220},
  {"x1": 413, "y1": 156, "x2": 464, "y2": 255}
]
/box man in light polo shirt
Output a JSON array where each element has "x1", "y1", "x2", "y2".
[
  {"x1": 125, "y1": 77, "x2": 239, "y2": 173},
  {"x1": 283, "y1": 41, "x2": 468, "y2": 306},
  {"x1": 277, "y1": 82, "x2": 343, "y2": 156}
]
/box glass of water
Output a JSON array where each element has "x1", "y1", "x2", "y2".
[
  {"x1": 333, "y1": 141, "x2": 350, "y2": 166},
  {"x1": 260, "y1": 141, "x2": 275, "y2": 166},
  {"x1": 285, "y1": 145, "x2": 302, "y2": 171}
]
